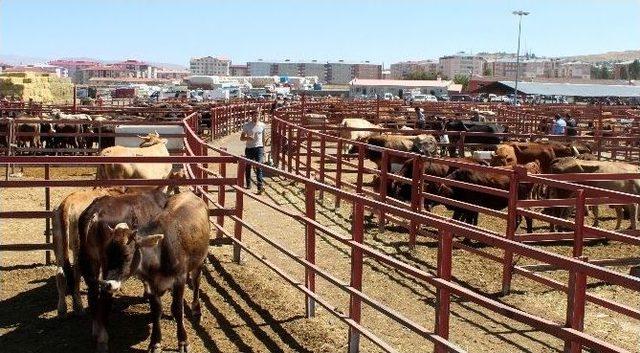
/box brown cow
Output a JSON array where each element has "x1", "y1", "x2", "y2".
[
  {"x1": 103, "y1": 192, "x2": 210, "y2": 353},
  {"x1": 52, "y1": 187, "x2": 126, "y2": 317},
  {"x1": 491, "y1": 142, "x2": 559, "y2": 174},
  {"x1": 352, "y1": 134, "x2": 439, "y2": 170},
  {"x1": 78, "y1": 188, "x2": 169, "y2": 353}
]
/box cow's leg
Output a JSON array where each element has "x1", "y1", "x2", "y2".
[
  {"x1": 629, "y1": 203, "x2": 638, "y2": 230},
  {"x1": 94, "y1": 292, "x2": 113, "y2": 353},
  {"x1": 148, "y1": 293, "x2": 163, "y2": 353},
  {"x1": 55, "y1": 264, "x2": 67, "y2": 316},
  {"x1": 190, "y1": 267, "x2": 203, "y2": 322},
  {"x1": 526, "y1": 216, "x2": 533, "y2": 234},
  {"x1": 591, "y1": 206, "x2": 600, "y2": 227},
  {"x1": 614, "y1": 206, "x2": 623, "y2": 230},
  {"x1": 71, "y1": 253, "x2": 84, "y2": 314},
  {"x1": 172, "y1": 280, "x2": 188, "y2": 353}
]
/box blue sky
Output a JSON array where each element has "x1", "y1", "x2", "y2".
[{"x1": 1, "y1": 0, "x2": 638, "y2": 66}]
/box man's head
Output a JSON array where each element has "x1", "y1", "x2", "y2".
[{"x1": 251, "y1": 108, "x2": 261, "y2": 123}]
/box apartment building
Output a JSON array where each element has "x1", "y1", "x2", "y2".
[
  {"x1": 189, "y1": 56, "x2": 231, "y2": 76},
  {"x1": 246, "y1": 60, "x2": 381, "y2": 84},
  {"x1": 389, "y1": 60, "x2": 439, "y2": 79},
  {"x1": 438, "y1": 54, "x2": 485, "y2": 79}
]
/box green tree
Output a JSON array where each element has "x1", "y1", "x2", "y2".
[
  {"x1": 483, "y1": 66, "x2": 493, "y2": 76},
  {"x1": 453, "y1": 74, "x2": 470, "y2": 90},
  {"x1": 405, "y1": 70, "x2": 438, "y2": 80},
  {"x1": 601, "y1": 66, "x2": 612, "y2": 79},
  {"x1": 629, "y1": 60, "x2": 640, "y2": 80},
  {"x1": 620, "y1": 67, "x2": 628, "y2": 80}
]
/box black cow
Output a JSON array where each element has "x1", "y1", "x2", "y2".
[{"x1": 445, "y1": 120, "x2": 507, "y2": 157}]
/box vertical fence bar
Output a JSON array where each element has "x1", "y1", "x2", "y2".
[
  {"x1": 295, "y1": 128, "x2": 302, "y2": 175},
  {"x1": 573, "y1": 189, "x2": 586, "y2": 258},
  {"x1": 378, "y1": 150, "x2": 389, "y2": 230},
  {"x1": 233, "y1": 160, "x2": 246, "y2": 263},
  {"x1": 409, "y1": 157, "x2": 424, "y2": 249},
  {"x1": 44, "y1": 164, "x2": 51, "y2": 265},
  {"x1": 356, "y1": 144, "x2": 364, "y2": 194},
  {"x1": 564, "y1": 270, "x2": 587, "y2": 353},
  {"x1": 287, "y1": 126, "x2": 293, "y2": 172},
  {"x1": 347, "y1": 199, "x2": 364, "y2": 353},
  {"x1": 501, "y1": 169, "x2": 519, "y2": 295},
  {"x1": 217, "y1": 148, "x2": 227, "y2": 238},
  {"x1": 434, "y1": 229, "x2": 453, "y2": 353},
  {"x1": 306, "y1": 129, "x2": 312, "y2": 179},
  {"x1": 304, "y1": 182, "x2": 316, "y2": 317},
  {"x1": 335, "y1": 139, "x2": 343, "y2": 208},
  {"x1": 319, "y1": 134, "x2": 326, "y2": 199}
]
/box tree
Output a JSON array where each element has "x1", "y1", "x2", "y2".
[
  {"x1": 483, "y1": 66, "x2": 493, "y2": 76},
  {"x1": 629, "y1": 59, "x2": 640, "y2": 80},
  {"x1": 453, "y1": 74, "x2": 470, "y2": 90},
  {"x1": 405, "y1": 70, "x2": 438, "y2": 80},
  {"x1": 601, "y1": 66, "x2": 612, "y2": 79},
  {"x1": 620, "y1": 67, "x2": 629, "y2": 80}
]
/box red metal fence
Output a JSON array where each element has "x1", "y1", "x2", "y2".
[{"x1": 1, "y1": 102, "x2": 639, "y2": 353}]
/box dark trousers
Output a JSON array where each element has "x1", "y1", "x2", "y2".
[{"x1": 245, "y1": 147, "x2": 264, "y2": 188}]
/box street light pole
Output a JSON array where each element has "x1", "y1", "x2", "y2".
[{"x1": 512, "y1": 10, "x2": 529, "y2": 105}]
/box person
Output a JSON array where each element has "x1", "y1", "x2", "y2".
[
  {"x1": 551, "y1": 114, "x2": 567, "y2": 135},
  {"x1": 241, "y1": 109, "x2": 266, "y2": 193},
  {"x1": 566, "y1": 114, "x2": 578, "y2": 136},
  {"x1": 471, "y1": 111, "x2": 486, "y2": 122},
  {"x1": 415, "y1": 107, "x2": 426, "y2": 129}
]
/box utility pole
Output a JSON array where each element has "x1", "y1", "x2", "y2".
[{"x1": 512, "y1": 10, "x2": 530, "y2": 105}]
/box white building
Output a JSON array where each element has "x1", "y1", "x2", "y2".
[
  {"x1": 439, "y1": 54, "x2": 485, "y2": 79},
  {"x1": 349, "y1": 78, "x2": 453, "y2": 97},
  {"x1": 246, "y1": 60, "x2": 381, "y2": 84},
  {"x1": 189, "y1": 56, "x2": 231, "y2": 76},
  {"x1": 390, "y1": 60, "x2": 439, "y2": 79},
  {"x1": 488, "y1": 58, "x2": 557, "y2": 79}
]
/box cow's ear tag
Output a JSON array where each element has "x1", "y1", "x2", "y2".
[{"x1": 136, "y1": 234, "x2": 164, "y2": 248}]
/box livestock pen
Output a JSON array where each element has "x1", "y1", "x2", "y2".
[{"x1": 0, "y1": 101, "x2": 639, "y2": 352}]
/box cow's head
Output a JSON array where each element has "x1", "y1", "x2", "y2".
[
  {"x1": 100, "y1": 223, "x2": 163, "y2": 294},
  {"x1": 412, "y1": 134, "x2": 438, "y2": 156},
  {"x1": 138, "y1": 131, "x2": 168, "y2": 147},
  {"x1": 491, "y1": 144, "x2": 517, "y2": 166}
]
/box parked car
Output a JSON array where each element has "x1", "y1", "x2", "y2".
[
  {"x1": 450, "y1": 94, "x2": 474, "y2": 102},
  {"x1": 414, "y1": 94, "x2": 438, "y2": 102},
  {"x1": 436, "y1": 95, "x2": 450, "y2": 101}
]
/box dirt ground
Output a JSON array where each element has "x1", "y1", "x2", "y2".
[{"x1": 1, "y1": 131, "x2": 639, "y2": 353}]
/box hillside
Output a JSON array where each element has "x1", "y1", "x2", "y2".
[{"x1": 562, "y1": 50, "x2": 640, "y2": 63}]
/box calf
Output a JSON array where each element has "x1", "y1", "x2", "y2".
[
  {"x1": 52, "y1": 187, "x2": 126, "y2": 317},
  {"x1": 492, "y1": 142, "x2": 558, "y2": 174},
  {"x1": 87, "y1": 192, "x2": 210, "y2": 353},
  {"x1": 78, "y1": 188, "x2": 169, "y2": 353}
]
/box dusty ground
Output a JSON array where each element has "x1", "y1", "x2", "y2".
[{"x1": 1, "y1": 131, "x2": 639, "y2": 353}]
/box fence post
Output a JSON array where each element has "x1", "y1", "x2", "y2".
[
  {"x1": 564, "y1": 269, "x2": 587, "y2": 353},
  {"x1": 573, "y1": 189, "x2": 586, "y2": 258},
  {"x1": 319, "y1": 134, "x2": 326, "y2": 200},
  {"x1": 409, "y1": 157, "x2": 424, "y2": 249},
  {"x1": 233, "y1": 160, "x2": 246, "y2": 263},
  {"x1": 295, "y1": 128, "x2": 302, "y2": 175},
  {"x1": 287, "y1": 125, "x2": 293, "y2": 172},
  {"x1": 378, "y1": 150, "x2": 389, "y2": 230},
  {"x1": 271, "y1": 118, "x2": 279, "y2": 168},
  {"x1": 335, "y1": 139, "x2": 343, "y2": 208},
  {"x1": 305, "y1": 182, "x2": 316, "y2": 317},
  {"x1": 217, "y1": 148, "x2": 227, "y2": 238},
  {"x1": 501, "y1": 168, "x2": 520, "y2": 295},
  {"x1": 44, "y1": 164, "x2": 51, "y2": 265},
  {"x1": 434, "y1": 229, "x2": 453, "y2": 353},
  {"x1": 356, "y1": 144, "x2": 365, "y2": 194},
  {"x1": 347, "y1": 199, "x2": 364, "y2": 353},
  {"x1": 306, "y1": 129, "x2": 312, "y2": 179}
]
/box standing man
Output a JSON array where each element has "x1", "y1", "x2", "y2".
[
  {"x1": 551, "y1": 114, "x2": 567, "y2": 135},
  {"x1": 415, "y1": 107, "x2": 426, "y2": 129},
  {"x1": 241, "y1": 109, "x2": 266, "y2": 193}
]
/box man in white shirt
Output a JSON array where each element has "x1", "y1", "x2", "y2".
[{"x1": 240, "y1": 109, "x2": 266, "y2": 193}]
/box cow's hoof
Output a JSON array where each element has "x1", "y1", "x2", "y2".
[
  {"x1": 147, "y1": 343, "x2": 162, "y2": 353},
  {"x1": 178, "y1": 342, "x2": 190, "y2": 353},
  {"x1": 96, "y1": 342, "x2": 109, "y2": 353}
]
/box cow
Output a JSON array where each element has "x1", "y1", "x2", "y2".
[
  {"x1": 546, "y1": 157, "x2": 640, "y2": 231},
  {"x1": 52, "y1": 187, "x2": 126, "y2": 317},
  {"x1": 0, "y1": 118, "x2": 12, "y2": 147},
  {"x1": 491, "y1": 142, "x2": 559, "y2": 174},
  {"x1": 96, "y1": 131, "x2": 172, "y2": 180},
  {"x1": 389, "y1": 157, "x2": 488, "y2": 211},
  {"x1": 78, "y1": 188, "x2": 169, "y2": 353},
  {"x1": 338, "y1": 118, "x2": 382, "y2": 154},
  {"x1": 14, "y1": 115, "x2": 41, "y2": 150},
  {"x1": 304, "y1": 113, "x2": 328, "y2": 126},
  {"x1": 351, "y1": 134, "x2": 439, "y2": 170},
  {"x1": 98, "y1": 192, "x2": 210, "y2": 353},
  {"x1": 434, "y1": 161, "x2": 541, "y2": 232},
  {"x1": 445, "y1": 120, "x2": 507, "y2": 157}
]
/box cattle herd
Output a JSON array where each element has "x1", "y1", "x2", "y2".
[
  {"x1": 4, "y1": 102, "x2": 639, "y2": 353},
  {"x1": 332, "y1": 116, "x2": 640, "y2": 234},
  {"x1": 51, "y1": 132, "x2": 202, "y2": 353}
]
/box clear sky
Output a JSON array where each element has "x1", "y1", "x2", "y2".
[{"x1": 1, "y1": 0, "x2": 638, "y2": 66}]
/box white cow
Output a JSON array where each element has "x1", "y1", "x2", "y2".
[
  {"x1": 96, "y1": 131, "x2": 172, "y2": 180},
  {"x1": 339, "y1": 118, "x2": 382, "y2": 154}
]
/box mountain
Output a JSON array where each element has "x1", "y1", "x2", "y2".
[
  {"x1": 0, "y1": 54, "x2": 49, "y2": 65},
  {"x1": 562, "y1": 50, "x2": 640, "y2": 63}
]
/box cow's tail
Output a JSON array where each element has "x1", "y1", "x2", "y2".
[{"x1": 52, "y1": 207, "x2": 73, "y2": 294}]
